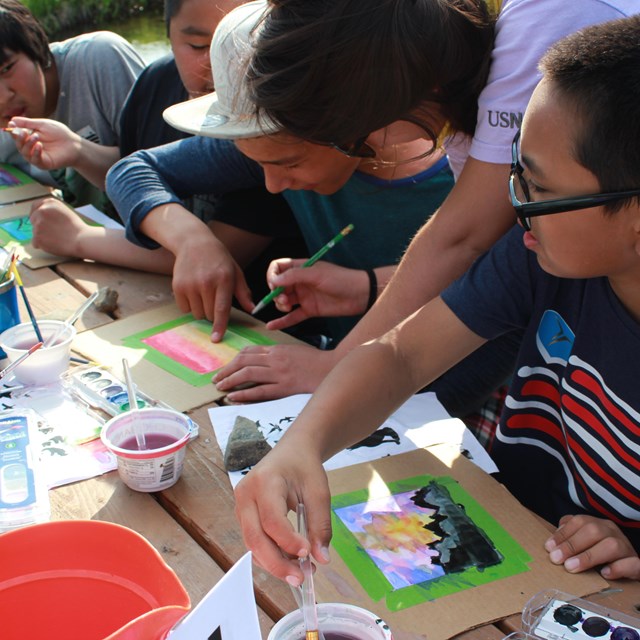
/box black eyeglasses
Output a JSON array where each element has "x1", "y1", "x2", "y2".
[
  {"x1": 509, "y1": 129, "x2": 640, "y2": 231},
  {"x1": 553, "y1": 604, "x2": 639, "y2": 640}
]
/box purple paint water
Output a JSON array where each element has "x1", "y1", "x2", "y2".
[
  {"x1": 119, "y1": 433, "x2": 178, "y2": 450},
  {"x1": 12, "y1": 338, "x2": 39, "y2": 350},
  {"x1": 292, "y1": 634, "x2": 362, "y2": 639}
]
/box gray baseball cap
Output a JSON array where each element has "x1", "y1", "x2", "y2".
[{"x1": 163, "y1": 0, "x2": 280, "y2": 139}]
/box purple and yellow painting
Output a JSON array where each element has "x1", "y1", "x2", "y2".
[
  {"x1": 0, "y1": 167, "x2": 21, "y2": 188},
  {"x1": 122, "y1": 315, "x2": 276, "y2": 387},
  {"x1": 331, "y1": 475, "x2": 531, "y2": 610},
  {"x1": 334, "y1": 489, "x2": 447, "y2": 590}
]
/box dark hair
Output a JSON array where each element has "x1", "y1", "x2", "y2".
[
  {"x1": 540, "y1": 15, "x2": 640, "y2": 213},
  {"x1": 0, "y1": 0, "x2": 51, "y2": 69},
  {"x1": 164, "y1": 0, "x2": 185, "y2": 36},
  {"x1": 247, "y1": 0, "x2": 495, "y2": 148}
]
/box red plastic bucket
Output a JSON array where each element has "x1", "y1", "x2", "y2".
[{"x1": 0, "y1": 520, "x2": 190, "y2": 640}]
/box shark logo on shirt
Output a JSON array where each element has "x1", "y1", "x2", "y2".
[{"x1": 536, "y1": 310, "x2": 575, "y2": 365}]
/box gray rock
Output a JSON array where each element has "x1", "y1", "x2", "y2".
[
  {"x1": 94, "y1": 286, "x2": 119, "y2": 315},
  {"x1": 224, "y1": 416, "x2": 272, "y2": 471}
]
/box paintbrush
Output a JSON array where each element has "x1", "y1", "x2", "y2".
[
  {"x1": 3, "y1": 126, "x2": 34, "y2": 137},
  {"x1": 0, "y1": 341, "x2": 43, "y2": 379},
  {"x1": 297, "y1": 503, "x2": 321, "y2": 640},
  {"x1": 43, "y1": 290, "x2": 100, "y2": 348},
  {"x1": 122, "y1": 358, "x2": 146, "y2": 450},
  {"x1": 251, "y1": 224, "x2": 354, "y2": 315},
  {"x1": 10, "y1": 256, "x2": 43, "y2": 343}
]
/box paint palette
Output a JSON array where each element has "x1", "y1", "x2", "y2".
[
  {"x1": 63, "y1": 366, "x2": 199, "y2": 438},
  {"x1": 522, "y1": 590, "x2": 640, "y2": 640}
]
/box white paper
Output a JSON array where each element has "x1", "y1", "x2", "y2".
[
  {"x1": 75, "y1": 204, "x2": 124, "y2": 230},
  {"x1": 209, "y1": 392, "x2": 498, "y2": 488},
  {"x1": 168, "y1": 551, "x2": 261, "y2": 640},
  {"x1": 0, "y1": 382, "x2": 116, "y2": 488}
]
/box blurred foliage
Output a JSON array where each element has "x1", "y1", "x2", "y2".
[{"x1": 23, "y1": 0, "x2": 164, "y2": 37}]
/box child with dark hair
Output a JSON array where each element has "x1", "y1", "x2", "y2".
[
  {"x1": 120, "y1": 0, "x2": 242, "y2": 156},
  {"x1": 105, "y1": 0, "x2": 462, "y2": 387},
  {"x1": 236, "y1": 17, "x2": 640, "y2": 584},
  {"x1": 28, "y1": 0, "x2": 305, "y2": 328},
  {"x1": 234, "y1": 14, "x2": 640, "y2": 584},
  {"x1": 0, "y1": 0, "x2": 144, "y2": 205},
  {"x1": 213, "y1": 0, "x2": 640, "y2": 409}
]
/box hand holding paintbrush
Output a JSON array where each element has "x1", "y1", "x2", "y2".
[{"x1": 297, "y1": 503, "x2": 324, "y2": 640}]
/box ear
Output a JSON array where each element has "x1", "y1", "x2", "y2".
[{"x1": 632, "y1": 208, "x2": 640, "y2": 256}]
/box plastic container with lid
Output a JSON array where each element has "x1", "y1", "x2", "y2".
[{"x1": 0, "y1": 408, "x2": 50, "y2": 532}]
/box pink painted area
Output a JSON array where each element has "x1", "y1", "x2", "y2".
[{"x1": 143, "y1": 323, "x2": 236, "y2": 373}]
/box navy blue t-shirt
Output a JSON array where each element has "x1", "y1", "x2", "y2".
[{"x1": 442, "y1": 226, "x2": 640, "y2": 551}]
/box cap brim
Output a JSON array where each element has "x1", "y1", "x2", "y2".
[{"x1": 163, "y1": 92, "x2": 278, "y2": 140}]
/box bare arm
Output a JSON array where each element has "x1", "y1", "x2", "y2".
[
  {"x1": 28, "y1": 197, "x2": 173, "y2": 271},
  {"x1": 235, "y1": 297, "x2": 486, "y2": 581}
]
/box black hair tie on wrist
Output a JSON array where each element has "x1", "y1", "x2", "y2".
[{"x1": 365, "y1": 268, "x2": 377, "y2": 311}]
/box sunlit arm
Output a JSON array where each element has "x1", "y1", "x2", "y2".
[{"x1": 277, "y1": 296, "x2": 486, "y2": 462}]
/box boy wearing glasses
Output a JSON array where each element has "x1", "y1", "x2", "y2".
[{"x1": 234, "y1": 16, "x2": 640, "y2": 583}]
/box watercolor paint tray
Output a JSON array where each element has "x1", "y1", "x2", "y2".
[
  {"x1": 521, "y1": 589, "x2": 640, "y2": 640},
  {"x1": 62, "y1": 365, "x2": 199, "y2": 439}
]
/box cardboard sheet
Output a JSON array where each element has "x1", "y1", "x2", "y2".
[
  {"x1": 0, "y1": 163, "x2": 52, "y2": 205},
  {"x1": 73, "y1": 302, "x2": 305, "y2": 411},
  {"x1": 315, "y1": 447, "x2": 608, "y2": 640}
]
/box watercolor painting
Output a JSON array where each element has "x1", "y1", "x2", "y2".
[
  {"x1": 331, "y1": 475, "x2": 531, "y2": 610},
  {"x1": 0, "y1": 166, "x2": 21, "y2": 188},
  {"x1": 122, "y1": 314, "x2": 277, "y2": 386},
  {"x1": 0, "y1": 216, "x2": 33, "y2": 245}
]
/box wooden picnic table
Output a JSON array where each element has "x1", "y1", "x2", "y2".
[{"x1": 14, "y1": 256, "x2": 640, "y2": 640}]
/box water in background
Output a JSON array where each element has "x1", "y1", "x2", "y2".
[{"x1": 58, "y1": 11, "x2": 170, "y2": 63}]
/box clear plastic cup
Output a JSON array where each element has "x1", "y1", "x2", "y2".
[
  {"x1": 268, "y1": 603, "x2": 394, "y2": 640},
  {"x1": 0, "y1": 320, "x2": 75, "y2": 385}
]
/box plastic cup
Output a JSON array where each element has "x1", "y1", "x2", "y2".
[
  {"x1": 0, "y1": 319, "x2": 75, "y2": 385},
  {"x1": 267, "y1": 603, "x2": 394, "y2": 640},
  {"x1": 0, "y1": 272, "x2": 20, "y2": 358},
  {"x1": 101, "y1": 408, "x2": 194, "y2": 492}
]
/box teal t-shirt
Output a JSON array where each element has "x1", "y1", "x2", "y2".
[{"x1": 283, "y1": 156, "x2": 454, "y2": 342}]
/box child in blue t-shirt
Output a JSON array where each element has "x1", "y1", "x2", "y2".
[{"x1": 233, "y1": 15, "x2": 640, "y2": 583}]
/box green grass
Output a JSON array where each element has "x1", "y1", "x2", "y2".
[{"x1": 23, "y1": 0, "x2": 163, "y2": 36}]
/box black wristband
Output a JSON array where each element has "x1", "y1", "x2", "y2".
[{"x1": 365, "y1": 268, "x2": 377, "y2": 311}]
